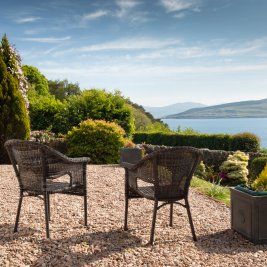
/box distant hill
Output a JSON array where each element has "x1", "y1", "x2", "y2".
[
  {"x1": 144, "y1": 102, "x2": 206, "y2": 118},
  {"x1": 165, "y1": 98, "x2": 267, "y2": 119}
]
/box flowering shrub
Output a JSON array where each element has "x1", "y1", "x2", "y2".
[
  {"x1": 252, "y1": 163, "x2": 267, "y2": 192},
  {"x1": 1, "y1": 35, "x2": 29, "y2": 109},
  {"x1": 219, "y1": 150, "x2": 249, "y2": 185},
  {"x1": 30, "y1": 130, "x2": 55, "y2": 143},
  {"x1": 0, "y1": 35, "x2": 30, "y2": 163}
]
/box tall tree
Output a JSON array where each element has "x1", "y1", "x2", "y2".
[{"x1": 0, "y1": 35, "x2": 30, "y2": 163}]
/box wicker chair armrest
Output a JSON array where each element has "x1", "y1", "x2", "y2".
[
  {"x1": 63, "y1": 156, "x2": 91, "y2": 164},
  {"x1": 46, "y1": 146, "x2": 91, "y2": 164},
  {"x1": 120, "y1": 162, "x2": 135, "y2": 170}
]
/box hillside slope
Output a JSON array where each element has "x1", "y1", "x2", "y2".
[
  {"x1": 127, "y1": 102, "x2": 171, "y2": 132},
  {"x1": 165, "y1": 98, "x2": 267, "y2": 119},
  {"x1": 144, "y1": 102, "x2": 206, "y2": 118}
]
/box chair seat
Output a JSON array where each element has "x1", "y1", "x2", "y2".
[
  {"x1": 137, "y1": 186, "x2": 185, "y2": 201},
  {"x1": 25, "y1": 182, "x2": 84, "y2": 195},
  {"x1": 46, "y1": 181, "x2": 75, "y2": 193},
  {"x1": 138, "y1": 186, "x2": 155, "y2": 199}
]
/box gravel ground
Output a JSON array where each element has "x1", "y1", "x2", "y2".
[{"x1": 0, "y1": 164, "x2": 267, "y2": 267}]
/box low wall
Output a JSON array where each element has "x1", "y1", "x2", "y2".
[{"x1": 138, "y1": 144, "x2": 265, "y2": 173}]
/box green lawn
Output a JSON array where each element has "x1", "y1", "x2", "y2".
[{"x1": 191, "y1": 176, "x2": 231, "y2": 206}]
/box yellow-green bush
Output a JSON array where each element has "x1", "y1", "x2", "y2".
[
  {"x1": 219, "y1": 151, "x2": 249, "y2": 185},
  {"x1": 250, "y1": 157, "x2": 267, "y2": 182},
  {"x1": 66, "y1": 119, "x2": 127, "y2": 164},
  {"x1": 252, "y1": 163, "x2": 267, "y2": 191}
]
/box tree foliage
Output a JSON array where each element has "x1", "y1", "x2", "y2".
[
  {"x1": 48, "y1": 79, "x2": 81, "y2": 101},
  {"x1": 22, "y1": 65, "x2": 49, "y2": 96},
  {"x1": 61, "y1": 89, "x2": 134, "y2": 136},
  {"x1": 127, "y1": 102, "x2": 170, "y2": 133},
  {"x1": 29, "y1": 94, "x2": 65, "y2": 133},
  {"x1": 0, "y1": 35, "x2": 30, "y2": 162}
]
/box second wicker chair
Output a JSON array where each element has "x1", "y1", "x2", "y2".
[{"x1": 121, "y1": 147, "x2": 202, "y2": 245}]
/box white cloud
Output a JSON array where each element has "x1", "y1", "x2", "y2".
[
  {"x1": 53, "y1": 38, "x2": 181, "y2": 56},
  {"x1": 41, "y1": 63, "x2": 267, "y2": 78},
  {"x1": 218, "y1": 37, "x2": 267, "y2": 56},
  {"x1": 80, "y1": 38, "x2": 180, "y2": 51},
  {"x1": 15, "y1": 16, "x2": 42, "y2": 23},
  {"x1": 115, "y1": 0, "x2": 139, "y2": 18},
  {"x1": 159, "y1": 0, "x2": 201, "y2": 13},
  {"x1": 82, "y1": 10, "x2": 108, "y2": 21},
  {"x1": 21, "y1": 36, "x2": 71, "y2": 43}
]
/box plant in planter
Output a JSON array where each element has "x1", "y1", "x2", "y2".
[
  {"x1": 251, "y1": 163, "x2": 267, "y2": 192},
  {"x1": 231, "y1": 162, "x2": 267, "y2": 244},
  {"x1": 119, "y1": 140, "x2": 144, "y2": 165}
]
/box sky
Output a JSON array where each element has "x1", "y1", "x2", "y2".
[{"x1": 1, "y1": 0, "x2": 267, "y2": 107}]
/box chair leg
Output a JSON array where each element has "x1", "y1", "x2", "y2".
[
  {"x1": 14, "y1": 192, "x2": 23, "y2": 233},
  {"x1": 185, "y1": 198, "x2": 197, "y2": 241},
  {"x1": 44, "y1": 192, "x2": 50, "y2": 238},
  {"x1": 47, "y1": 194, "x2": 51, "y2": 221},
  {"x1": 170, "y1": 203, "x2": 173, "y2": 227},
  {"x1": 84, "y1": 192, "x2": 88, "y2": 226},
  {"x1": 124, "y1": 195, "x2": 129, "y2": 231},
  {"x1": 149, "y1": 200, "x2": 158, "y2": 245}
]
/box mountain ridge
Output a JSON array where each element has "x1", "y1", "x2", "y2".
[
  {"x1": 144, "y1": 102, "x2": 206, "y2": 118},
  {"x1": 165, "y1": 98, "x2": 267, "y2": 119}
]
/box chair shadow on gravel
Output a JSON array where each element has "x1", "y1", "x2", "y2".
[
  {"x1": 31, "y1": 229, "x2": 142, "y2": 266},
  {"x1": 0, "y1": 223, "x2": 37, "y2": 243},
  {"x1": 195, "y1": 229, "x2": 267, "y2": 254}
]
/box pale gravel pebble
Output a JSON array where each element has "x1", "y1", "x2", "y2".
[{"x1": 0, "y1": 164, "x2": 267, "y2": 266}]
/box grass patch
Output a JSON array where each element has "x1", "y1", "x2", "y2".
[{"x1": 191, "y1": 176, "x2": 230, "y2": 206}]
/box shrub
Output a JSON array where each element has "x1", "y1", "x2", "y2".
[
  {"x1": 231, "y1": 132, "x2": 260, "y2": 152},
  {"x1": 66, "y1": 119, "x2": 127, "y2": 164},
  {"x1": 250, "y1": 157, "x2": 267, "y2": 182},
  {"x1": 62, "y1": 89, "x2": 134, "y2": 136},
  {"x1": 30, "y1": 130, "x2": 55, "y2": 143},
  {"x1": 0, "y1": 35, "x2": 30, "y2": 163},
  {"x1": 194, "y1": 161, "x2": 206, "y2": 179},
  {"x1": 252, "y1": 163, "x2": 267, "y2": 192},
  {"x1": 219, "y1": 151, "x2": 249, "y2": 185},
  {"x1": 29, "y1": 95, "x2": 66, "y2": 134}
]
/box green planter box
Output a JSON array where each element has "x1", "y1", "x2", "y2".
[
  {"x1": 120, "y1": 147, "x2": 143, "y2": 165},
  {"x1": 230, "y1": 187, "x2": 267, "y2": 244}
]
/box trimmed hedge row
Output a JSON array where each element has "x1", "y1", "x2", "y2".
[{"x1": 133, "y1": 132, "x2": 260, "y2": 152}]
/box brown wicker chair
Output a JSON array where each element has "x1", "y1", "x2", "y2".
[
  {"x1": 121, "y1": 146, "x2": 202, "y2": 245},
  {"x1": 5, "y1": 139, "x2": 90, "y2": 238}
]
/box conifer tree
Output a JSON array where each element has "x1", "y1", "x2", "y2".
[{"x1": 0, "y1": 35, "x2": 30, "y2": 163}]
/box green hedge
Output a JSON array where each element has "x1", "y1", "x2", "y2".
[{"x1": 133, "y1": 132, "x2": 260, "y2": 152}]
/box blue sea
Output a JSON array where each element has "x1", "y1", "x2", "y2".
[{"x1": 162, "y1": 118, "x2": 267, "y2": 148}]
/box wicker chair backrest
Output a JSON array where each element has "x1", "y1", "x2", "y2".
[
  {"x1": 137, "y1": 147, "x2": 202, "y2": 198},
  {"x1": 5, "y1": 140, "x2": 67, "y2": 192}
]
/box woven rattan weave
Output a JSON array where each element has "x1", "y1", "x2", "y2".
[
  {"x1": 121, "y1": 146, "x2": 202, "y2": 245},
  {"x1": 5, "y1": 139, "x2": 90, "y2": 238}
]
